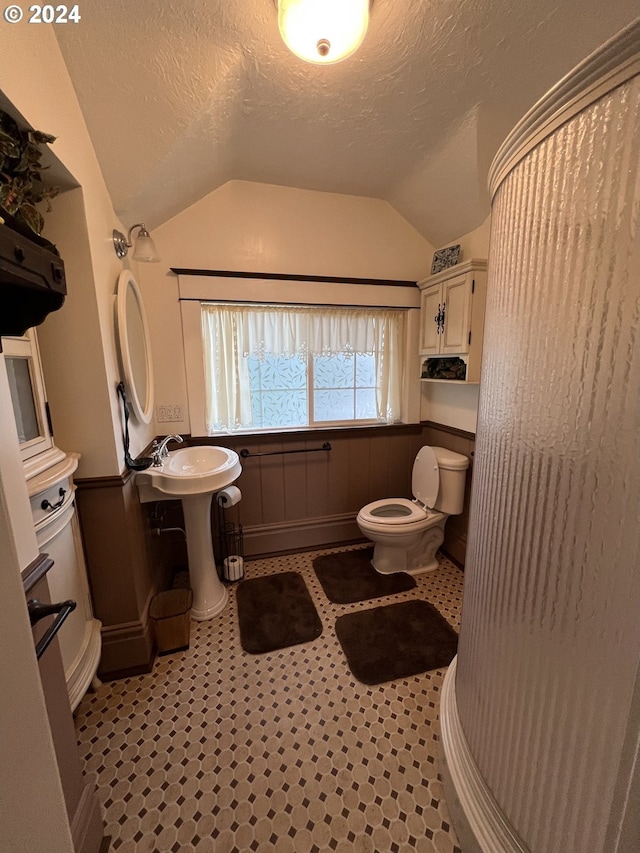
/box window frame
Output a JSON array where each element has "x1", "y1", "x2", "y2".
[{"x1": 178, "y1": 272, "x2": 422, "y2": 437}]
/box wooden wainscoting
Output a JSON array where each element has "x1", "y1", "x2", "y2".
[
  {"x1": 189, "y1": 422, "x2": 475, "y2": 565},
  {"x1": 420, "y1": 421, "x2": 476, "y2": 566},
  {"x1": 217, "y1": 425, "x2": 426, "y2": 557},
  {"x1": 74, "y1": 470, "x2": 172, "y2": 679}
]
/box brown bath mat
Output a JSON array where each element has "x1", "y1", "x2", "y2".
[
  {"x1": 313, "y1": 547, "x2": 416, "y2": 604},
  {"x1": 335, "y1": 600, "x2": 458, "y2": 685},
  {"x1": 236, "y1": 571, "x2": 322, "y2": 654}
]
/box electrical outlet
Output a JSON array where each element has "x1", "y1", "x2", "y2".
[{"x1": 157, "y1": 404, "x2": 183, "y2": 422}]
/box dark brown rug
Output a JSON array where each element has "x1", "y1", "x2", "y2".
[
  {"x1": 335, "y1": 600, "x2": 458, "y2": 685},
  {"x1": 236, "y1": 571, "x2": 322, "y2": 654},
  {"x1": 313, "y1": 547, "x2": 416, "y2": 604}
]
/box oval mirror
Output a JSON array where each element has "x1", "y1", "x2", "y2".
[{"x1": 116, "y1": 270, "x2": 154, "y2": 424}]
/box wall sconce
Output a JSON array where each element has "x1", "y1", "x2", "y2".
[
  {"x1": 112, "y1": 224, "x2": 160, "y2": 263},
  {"x1": 277, "y1": 0, "x2": 369, "y2": 65}
]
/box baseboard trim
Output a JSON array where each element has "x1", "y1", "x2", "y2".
[
  {"x1": 98, "y1": 617, "x2": 154, "y2": 680},
  {"x1": 70, "y1": 778, "x2": 105, "y2": 853},
  {"x1": 440, "y1": 657, "x2": 529, "y2": 853},
  {"x1": 243, "y1": 513, "x2": 361, "y2": 557},
  {"x1": 440, "y1": 548, "x2": 464, "y2": 570}
]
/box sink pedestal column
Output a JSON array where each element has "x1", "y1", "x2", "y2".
[{"x1": 181, "y1": 493, "x2": 228, "y2": 621}]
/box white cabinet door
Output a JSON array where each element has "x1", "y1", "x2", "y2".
[
  {"x1": 36, "y1": 494, "x2": 101, "y2": 711},
  {"x1": 417, "y1": 260, "x2": 487, "y2": 382},
  {"x1": 420, "y1": 285, "x2": 442, "y2": 354},
  {"x1": 441, "y1": 274, "x2": 471, "y2": 354},
  {"x1": 3, "y1": 329, "x2": 53, "y2": 463}
]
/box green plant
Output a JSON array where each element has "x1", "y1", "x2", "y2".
[{"x1": 0, "y1": 109, "x2": 59, "y2": 236}]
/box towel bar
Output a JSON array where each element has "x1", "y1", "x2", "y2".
[{"x1": 240, "y1": 442, "x2": 331, "y2": 459}]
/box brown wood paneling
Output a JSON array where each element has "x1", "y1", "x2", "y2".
[
  {"x1": 280, "y1": 440, "x2": 309, "y2": 521},
  {"x1": 163, "y1": 424, "x2": 473, "y2": 565},
  {"x1": 347, "y1": 434, "x2": 372, "y2": 512},
  {"x1": 258, "y1": 440, "x2": 287, "y2": 525},
  {"x1": 370, "y1": 432, "x2": 391, "y2": 500},
  {"x1": 75, "y1": 474, "x2": 160, "y2": 676},
  {"x1": 326, "y1": 435, "x2": 350, "y2": 512},
  {"x1": 233, "y1": 445, "x2": 263, "y2": 528},
  {"x1": 305, "y1": 438, "x2": 332, "y2": 521},
  {"x1": 419, "y1": 422, "x2": 475, "y2": 566}
]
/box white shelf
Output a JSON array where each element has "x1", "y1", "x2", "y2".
[{"x1": 421, "y1": 378, "x2": 479, "y2": 385}]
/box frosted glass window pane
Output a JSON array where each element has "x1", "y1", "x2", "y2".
[
  {"x1": 314, "y1": 389, "x2": 354, "y2": 421},
  {"x1": 355, "y1": 353, "x2": 375, "y2": 386},
  {"x1": 356, "y1": 388, "x2": 377, "y2": 419},
  {"x1": 252, "y1": 390, "x2": 307, "y2": 428},
  {"x1": 6, "y1": 357, "x2": 40, "y2": 443},
  {"x1": 247, "y1": 355, "x2": 307, "y2": 390},
  {"x1": 314, "y1": 353, "x2": 355, "y2": 389}
]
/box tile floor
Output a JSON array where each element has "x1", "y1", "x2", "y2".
[{"x1": 75, "y1": 545, "x2": 464, "y2": 852}]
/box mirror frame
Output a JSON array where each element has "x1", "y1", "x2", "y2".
[{"x1": 116, "y1": 270, "x2": 154, "y2": 424}]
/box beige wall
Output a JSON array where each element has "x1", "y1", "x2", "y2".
[
  {"x1": 136, "y1": 180, "x2": 435, "y2": 436},
  {"x1": 0, "y1": 23, "x2": 156, "y2": 472},
  {"x1": 419, "y1": 216, "x2": 491, "y2": 433},
  {"x1": 0, "y1": 359, "x2": 74, "y2": 852},
  {"x1": 0, "y1": 22, "x2": 159, "y2": 818}
]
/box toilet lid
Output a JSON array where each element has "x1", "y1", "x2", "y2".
[
  {"x1": 412, "y1": 446, "x2": 440, "y2": 509},
  {"x1": 359, "y1": 498, "x2": 427, "y2": 525}
]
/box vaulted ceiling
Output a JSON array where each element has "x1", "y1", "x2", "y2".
[{"x1": 55, "y1": 0, "x2": 637, "y2": 246}]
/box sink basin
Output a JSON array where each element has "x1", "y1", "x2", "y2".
[
  {"x1": 137, "y1": 445, "x2": 241, "y2": 501},
  {"x1": 135, "y1": 445, "x2": 242, "y2": 621}
]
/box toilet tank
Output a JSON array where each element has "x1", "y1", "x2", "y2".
[{"x1": 432, "y1": 446, "x2": 470, "y2": 515}]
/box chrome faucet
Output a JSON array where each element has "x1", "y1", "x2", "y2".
[{"x1": 151, "y1": 434, "x2": 184, "y2": 466}]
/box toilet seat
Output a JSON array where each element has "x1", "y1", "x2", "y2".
[{"x1": 358, "y1": 498, "x2": 429, "y2": 526}]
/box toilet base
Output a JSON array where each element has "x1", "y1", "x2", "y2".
[{"x1": 369, "y1": 519, "x2": 446, "y2": 575}]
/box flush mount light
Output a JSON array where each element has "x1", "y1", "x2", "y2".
[
  {"x1": 112, "y1": 223, "x2": 160, "y2": 263},
  {"x1": 277, "y1": 0, "x2": 370, "y2": 65}
]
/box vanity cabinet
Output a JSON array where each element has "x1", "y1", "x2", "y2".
[
  {"x1": 418, "y1": 258, "x2": 487, "y2": 382},
  {"x1": 5, "y1": 328, "x2": 101, "y2": 710},
  {"x1": 29, "y1": 454, "x2": 102, "y2": 711}
]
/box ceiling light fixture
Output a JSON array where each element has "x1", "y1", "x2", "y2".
[
  {"x1": 112, "y1": 224, "x2": 160, "y2": 263},
  {"x1": 277, "y1": 0, "x2": 369, "y2": 65}
]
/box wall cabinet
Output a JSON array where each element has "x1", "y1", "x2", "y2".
[
  {"x1": 418, "y1": 258, "x2": 487, "y2": 382},
  {"x1": 5, "y1": 327, "x2": 102, "y2": 709}
]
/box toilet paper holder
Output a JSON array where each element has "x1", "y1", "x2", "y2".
[{"x1": 217, "y1": 485, "x2": 242, "y2": 507}]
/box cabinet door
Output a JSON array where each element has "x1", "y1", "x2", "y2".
[
  {"x1": 35, "y1": 489, "x2": 100, "y2": 711},
  {"x1": 3, "y1": 329, "x2": 53, "y2": 462},
  {"x1": 420, "y1": 285, "x2": 442, "y2": 354},
  {"x1": 442, "y1": 274, "x2": 471, "y2": 354}
]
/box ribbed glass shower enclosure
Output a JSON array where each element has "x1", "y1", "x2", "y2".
[{"x1": 440, "y1": 21, "x2": 640, "y2": 853}]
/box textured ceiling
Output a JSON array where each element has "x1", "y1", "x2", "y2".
[{"x1": 55, "y1": 0, "x2": 638, "y2": 246}]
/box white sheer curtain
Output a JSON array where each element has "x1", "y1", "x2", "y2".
[{"x1": 201, "y1": 303, "x2": 405, "y2": 433}]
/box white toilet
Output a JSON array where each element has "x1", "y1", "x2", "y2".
[{"x1": 356, "y1": 445, "x2": 470, "y2": 575}]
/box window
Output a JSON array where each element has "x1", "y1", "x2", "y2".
[{"x1": 201, "y1": 303, "x2": 406, "y2": 433}]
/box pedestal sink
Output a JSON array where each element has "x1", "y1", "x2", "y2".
[{"x1": 136, "y1": 446, "x2": 242, "y2": 621}]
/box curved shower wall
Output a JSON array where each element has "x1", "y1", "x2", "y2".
[{"x1": 441, "y1": 22, "x2": 640, "y2": 853}]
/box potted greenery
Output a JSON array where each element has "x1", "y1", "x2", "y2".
[{"x1": 0, "y1": 108, "x2": 59, "y2": 239}]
